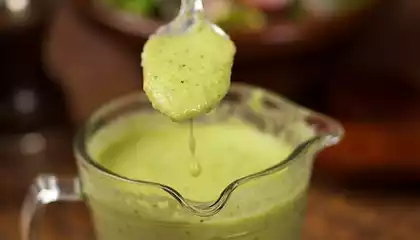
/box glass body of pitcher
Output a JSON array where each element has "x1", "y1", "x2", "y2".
[{"x1": 21, "y1": 83, "x2": 343, "y2": 240}]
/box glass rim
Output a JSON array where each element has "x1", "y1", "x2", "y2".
[{"x1": 73, "y1": 83, "x2": 343, "y2": 216}]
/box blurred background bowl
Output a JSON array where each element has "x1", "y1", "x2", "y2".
[{"x1": 71, "y1": 0, "x2": 380, "y2": 59}]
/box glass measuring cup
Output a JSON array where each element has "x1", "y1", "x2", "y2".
[{"x1": 21, "y1": 83, "x2": 343, "y2": 240}]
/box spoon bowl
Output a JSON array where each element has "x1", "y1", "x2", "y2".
[{"x1": 141, "y1": 0, "x2": 236, "y2": 121}]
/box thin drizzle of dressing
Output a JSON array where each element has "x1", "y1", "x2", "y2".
[{"x1": 189, "y1": 119, "x2": 201, "y2": 177}]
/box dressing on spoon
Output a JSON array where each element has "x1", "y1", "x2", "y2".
[{"x1": 141, "y1": 0, "x2": 236, "y2": 122}]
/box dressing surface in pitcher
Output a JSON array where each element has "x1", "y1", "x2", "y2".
[{"x1": 83, "y1": 110, "x2": 308, "y2": 240}]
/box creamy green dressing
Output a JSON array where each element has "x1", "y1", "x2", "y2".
[
  {"x1": 89, "y1": 113, "x2": 292, "y2": 202},
  {"x1": 85, "y1": 112, "x2": 307, "y2": 240},
  {"x1": 141, "y1": 21, "x2": 236, "y2": 121}
]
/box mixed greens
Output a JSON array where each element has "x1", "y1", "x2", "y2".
[
  {"x1": 104, "y1": 0, "x2": 374, "y2": 31},
  {"x1": 107, "y1": 0, "x2": 157, "y2": 16}
]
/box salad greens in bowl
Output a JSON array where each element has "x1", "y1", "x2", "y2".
[
  {"x1": 74, "y1": 0, "x2": 380, "y2": 56},
  {"x1": 101, "y1": 0, "x2": 269, "y2": 31}
]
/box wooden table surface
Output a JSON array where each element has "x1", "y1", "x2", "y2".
[{"x1": 2, "y1": 1, "x2": 420, "y2": 240}]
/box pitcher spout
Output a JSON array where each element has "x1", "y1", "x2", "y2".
[{"x1": 305, "y1": 113, "x2": 344, "y2": 149}]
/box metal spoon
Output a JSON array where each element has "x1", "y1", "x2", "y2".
[{"x1": 154, "y1": 0, "x2": 228, "y2": 38}]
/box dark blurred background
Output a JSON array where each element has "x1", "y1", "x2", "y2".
[{"x1": 1, "y1": 0, "x2": 420, "y2": 239}]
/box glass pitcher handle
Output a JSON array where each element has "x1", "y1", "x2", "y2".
[{"x1": 21, "y1": 175, "x2": 82, "y2": 240}]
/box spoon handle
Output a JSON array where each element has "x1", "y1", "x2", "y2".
[{"x1": 180, "y1": 0, "x2": 204, "y2": 14}]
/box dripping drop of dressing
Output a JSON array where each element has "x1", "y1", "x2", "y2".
[{"x1": 189, "y1": 119, "x2": 201, "y2": 177}]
